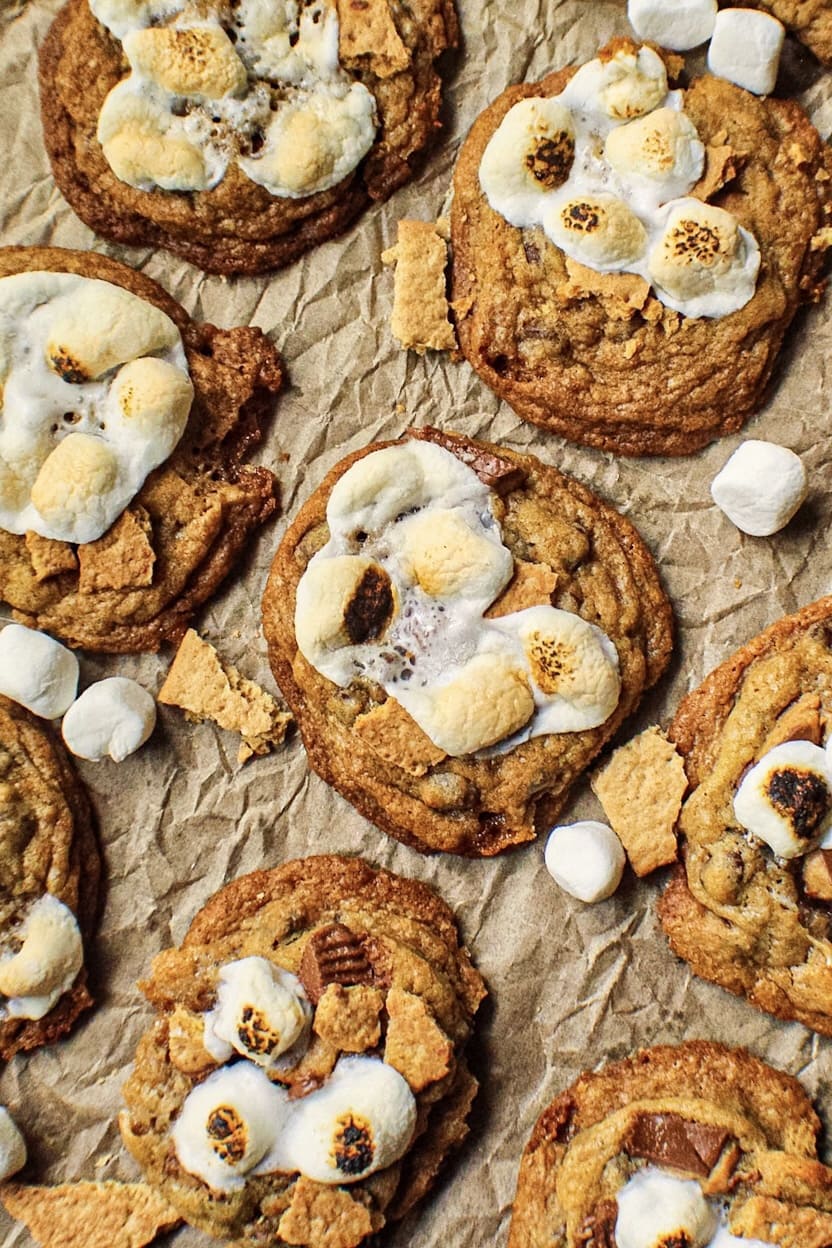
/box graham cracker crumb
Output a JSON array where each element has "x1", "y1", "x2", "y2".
[
  {"x1": 157, "y1": 628, "x2": 292, "y2": 763},
  {"x1": 692, "y1": 144, "x2": 746, "y2": 202},
  {"x1": 354, "y1": 697, "x2": 446, "y2": 776},
  {"x1": 803, "y1": 851, "x2": 832, "y2": 901},
  {"x1": 24, "y1": 531, "x2": 78, "y2": 583},
  {"x1": 485, "y1": 560, "x2": 558, "y2": 618},
  {"x1": 557, "y1": 257, "x2": 650, "y2": 318},
  {"x1": 278, "y1": 1177, "x2": 378, "y2": 1248},
  {"x1": 0, "y1": 1181, "x2": 181, "y2": 1248},
  {"x1": 730, "y1": 1195, "x2": 832, "y2": 1248},
  {"x1": 592, "y1": 726, "x2": 686, "y2": 876},
  {"x1": 78, "y1": 507, "x2": 155, "y2": 594},
  {"x1": 384, "y1": 985, "x2": 453, "y2": 1092},
  {"x1": 313, "y1": 983, "x2": 385, "y2": 1052},
  {"x1": 382, "y1": 218, "x2": 457, "y2": 354},
  {"x1": 167, "y1": 1005, "x2": 217, "y2": 1075},
  {"x1": 336, "y1": 0, "x2": 409, "y2": 77},
  {"x1": 282, "y1": 1033, "x2": 339, "y2": 1099}
]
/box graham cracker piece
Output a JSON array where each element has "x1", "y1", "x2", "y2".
[
  {"x1": 557, "y1": 257, "x2": 650, "y2": 318},
  {"x1": 282, "y1": 1033, "x2": 339, "y2": 1100},
  {"x1": 384, "y1": 985, "x2": 453, "y2": 1092},
  {"x1": 759, "y1": 692, "x2": 823, "y2": 755},
  {"x1": 354, "y1": 698, "x2": 446, "y2": 776},
  {"x1": 157, "y1": 628, "x2": 292, "y2": 763},
  {"x1": 591, "y1": 726, "x2": 687, "y2": 877},
  {"x1": 312, "y1": 983, "x2": 385, "y2": 1052},
  {"x1": 0, "y1": 1181, "x2": 181, "y2": 1248},
  {"x1": 336, "y1": 0, "x2": 409, "y2": 77},
  {"x1": 277, "y1": 1177, "x2": 378, "y2": 1248},
  {"x1": 77, "y1": 507, "x2": 155, "y2": 594},
  {"x1": 167, "y1": 1004, "x2": 217, "y2": 1075},
  {"x1": 692, "y1": 144, "x2": 747, "y2": 202},
  {"x1": 730, "y1": 1196, "x2": 832, "y2": 1248},
  {"x1": 382, "y1": 219, "x2": 457, "y2": 354},
  {"x1": 24, "y1": 532, "x2": 78, "y2": 583},
  {"x1": 485, "y1": 560, "x2": 557, "y2": 618},
  {"x1": 803, "y1": 850, "x2": 832, "y2": 901}
]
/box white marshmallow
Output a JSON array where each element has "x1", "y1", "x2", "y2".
[
  {"x1": 711, "y1": 441, "x2": 808, "y2": 537},
  {"x1": 172, "y1": 1062, "x2": 293, "y2": 1193},
  {"x1": 544, "y1": 821, "x2": 625, "y2": 903},
  {"x1": 203, "y1": 957, "x2": 311, "y2": 1070},
  {"x1": 710, "y1": 1227, "x2": 777, "y2": 1248},
  {"x1": 628, "y1": 0, "x2": 717, "y2": 51},
  {"x1": 543, "y1": 193, "x2": 647, "y2": 272},
  {"x1": 61, "y1": 677, "x2": 156, "y2": 762},
  {"x1": 235, "y1": 0, "x2": 341, "y2": 86},
  {"x1": 0, "y1": 625, "x2": 78, "y2": 720},
  {"x1": 648, "y1": 199, "x2": 760, "y2": 319},
  {"x1": 0, "y1": 1108, "x2": 26, "y2": 1181},
  {"x1": 707, "y1": 9, "x2": 785, "y2": 96},
  {"x1": 734, "y1": 741, "x2": 832, "y2": 859},
  {"x1": 615, "y1": 1168, "x2": 718, "y2": 1248},
  {"x1": 89, "y1": 0, "x2": 185, "y2": 40},
  {"x1": 283, "y1": 1055, "x2": 416, "y2": 1184},
  {"x1": 395, "y1": 508, "x2": 513, "y2": 606},
  {"x1": 0, "y1": 894, "x2": 83, "y2": 1020},
  {"x1": 479, "y1": 97, "x2": 577, "y2": 228},
  {"x1": 604, "y1": 109, "x2": 705, "y2": 202}
]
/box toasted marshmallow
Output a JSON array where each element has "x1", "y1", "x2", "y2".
[
  {"x1": 544, "y1": 821, "x2": 626, "y2": 903},
  {"x1": 97, "y1": 81, "x2": 216, "y2": 192},
  {"x1": 0, "y1": 1108, "x2": 26, "y2": 1181},
  {"x1": 203, "y1": 957, "x2": 312, "y2": 1070},
  {"x1": 396, "y1": 648, "x2": 535, "y2": 756},
  {"x1": 283, "y1": 1056, "x2": 416, "y2": 1184},
  {"x1": 628, "y1": 0, "x2": 717, "y2": 51},
  {"x1": 240, "y1": 82, "x2": 376, "y2": 197},
  {"x1": 0, "y1": 625, "x2": 78, "y2": 720},
  {"x1": 562, "y1": 46, "x2": 669, "y2": 122},
  {"x1": 89, "y1": 0, "x2": 185, "y2": 40},
  {"x1": 235, "y1": 0, "x2": 340, "y2": 85},
  {"x1": 46, "y1": 280, "x2": 179, "y2": 382},
  {"x1": 108, "y1": 357, "x2": 193, "y2": 442},
  {"x1": 616, "y1": 1169, "x2": 717, "y2": 1248},
  {"x1": 61, "y1": 677, "x2": 156, "y2": 762},
  {"x1": 648, "y1": 199, "x2": 760, "y2": 318},
  {"x1": 0, "y1": 894, "x2": 83, "y2": 1019},
  {"x1": 479, "y1": 97, "x2": 576, "y2": 227},
  {"x1": 123, "y1": 25, "x2": 247, "y2": 100},
  {"x1": 172, "y1": 1061, "x2": 292, "y2": 1193},
  {"x1": 30, "y1": 434, "x2": 121, "y2": 541},
  {"x1": 605, "y1": 108, "x2": 705, "y2": 202},
  {"x1": 734, "y1": 741, "x2": 832, "y2": 859},
  {"x1": 708, "y1": 9, "x2": 785, "y2": 96},
  {"x1": 295, "y1": 555, "x2": 397, "y2": 666},
  {"x1": 396, "y1": 508, "x2": 512, "y2": 605},
  {"x1": 544, "y1": 193, "x2": 647, "y2": 271},
  {"x1": 711, "y1": 441, "x2": 808, "y2": 537}
]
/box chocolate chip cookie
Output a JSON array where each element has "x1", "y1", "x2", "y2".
[
  {"x1": 262, "y1": 428, "x2": 672, "y2": 856},
  {"x1": 39, "y1": 0, "x2": 458, "y2": 275},
  {"x1": 659, "y1": 595, "x2": 832, "y2": 1034},
  {"x1": 509, "y1": 1040, "x2": 832, "y2": 1247},
  {"x1": 0, "y1": 246, "x2": 281, "y2": 652},
  {"x1": 120, "y1": 855, "x2": 485, "y2": 1246},
  {"x1": 0, "y1": 695, "x2": 100, "y2": 1060}
]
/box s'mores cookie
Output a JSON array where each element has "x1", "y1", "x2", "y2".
[
  {"x1": 39, "y1": 0, "x2": 458, "y2": 275},
  {"x1": 0, "y1": 695, "x2": 100, "y2": 1059},
  {"x1": 509, "y1": 1041, "x2": 832, "y2": 1247},
  {"x1": 120, "y1": 855, "x2": 485, "y2": 1246},
  {"x1": 659, "y1": 596, "x2": 832, "y2": 1034},
  {"x1": 263, "y1": 428, "x2": 672, "y2": 856},
  {"x1": 0, "y1": 247, "x2": 281, "y2": 652},
  {"x1": 451, "y1": 38, "x2": 832, "y2": 455}
]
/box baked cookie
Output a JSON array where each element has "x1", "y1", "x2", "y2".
[
  {"x1": 451, "y1": 38, "x2": 832, "y2": 456},
  {"x1": 509, "y1": 1040, "x2": 832, "y2": 1247},
  {"x1": 120, "y1": 854, "x2": 485, "y2": 1246},
  {"x1": 0, "y1": 246, "x2": 281, "y2": 652},
  {"x1": 727, "y1": 0, "x2": 832, "y2": 65},
  {"x1": 39, "y1": 0, "x2": 458, "y2": 276},
  {"x1": 659, "y1": 595, "x2": 832, "y2": 1035},
  {"x1": 0, "y1": 695, "x2": 100, "y2": 1060},
  {"x1": 263, "y1": 428, "x2": 672, "y2": 856}
]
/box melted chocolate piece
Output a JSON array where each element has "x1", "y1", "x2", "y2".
[
  {"x1": 576, "y1": 1199, "x2": 617, "y2": 1248},
  {"x1": 412, "y1": 427, "x2": 527, "y2": 495},
  {"x1": 624, "y1": 1112, "x2": 731, "y2": 1177}
]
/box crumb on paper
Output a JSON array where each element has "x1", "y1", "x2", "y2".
[
  {"x1": 382, "y1": 218, "x2": 457, "y2": 355},
  {"x1": 24, "y1": 531, "x2": 78, "y2": 583},
  {"x1": 78, "y1": 507, "x2": 155, "y2": 593},
  {"x1": 157, "y1": 628, "x2": 292, "y2": 763},
  {"x1": 591, "y1": 726, "x2": 687, "y2": 876},
  {"x1": 0, "y1": 1181, "x2": 181, "y2": 1248}
]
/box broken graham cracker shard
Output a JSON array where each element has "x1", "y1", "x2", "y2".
[
  {"x1": 299, "y1": 924, "x2": 377, "y2": 1005},
  {"x1": 381, "y1": 218, "x2": 457, "y2": 355},
  {"x1": 0, "y1": 1181, "x2": 181, "y2": 1248},
  {"x1": 411, "y1": 426, "x2": 527, "y2": 494},
  {"x1": 157, "y1": 628, "x2": 292, "y2": 763},
  {"x1": 591, "y1": 726, "x2": 687, "y2": 877}
]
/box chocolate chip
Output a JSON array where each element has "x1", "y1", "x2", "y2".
[
  {"x1": 624, "y1": 1112, "x2": 731, "y2": 1177},
  {"x1": 576, "y1": 1199, "x2": 617, "y2": 1247}
]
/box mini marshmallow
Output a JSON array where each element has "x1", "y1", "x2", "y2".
[
  {"x1": 0, "y1": 1108, "x2": 26, "y2": 1181},
  {"x1": 708, "y1": 9, "x2": 785, "y2": 96},
  {"x1": 396, "y1": 508, "x2": 513, "y2": 605},
  {"x1": 235, "y1": 0, "x2": 340, "y2": 85},
  {"x1": 604, "y1": 108, "x2": 705, "y2": 201},
  {"x1": 123, "y1": 25, "x2": 247, "y2": 100},
  {"x1": 0, "y1": 894, "x2": 83, "y2": 1019},
  {"x1": 648, "y1": 199, "x2": 760, "y2": 319},
  {"x1": 0, "y1": 624, "x2": 78, "y2": 720},
  {"x1": 283, "y1": 1055, "x2": 416, "y2": 1184},
  {"x1": 711, "y1": 440, "x2": 808, "y2": 537},
  {"x1": 628, "y1": 0, "x2": 717, "y2": 51},
  {"x1": 46, "y1": 280, "x2": 180, "y2": 381},
  {"x1": 734, "y1": 741, "x2": 832, "y2": 858},
  {"x1": 61, "y1": 677, "x2": 156, "y2": 762},
  {"x1": 544, "y1": 193, "x2": 647, "y2": 272},
  {"x1": 98, "y1": 82, "x2": 216, "y2": 192},
  {"x1": 479, "y1": 97, "x2": 577, "y2": 227},
  {"x1": 203, "y1": 957, "x2": 311, "y2": 1070},
  {"x1": 615, "y1": 1168, "x2": 718, "y2": 1248},
  {"x1": 172, "y1": 1061, "x2": 293, "y2": 1193},
  {"x1": 544, "y1": 821, "x2": 626, "y2": 903}
]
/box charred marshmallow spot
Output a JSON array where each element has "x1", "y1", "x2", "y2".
[
  {"x1": 766, "y1": 768, "x2": 831, "y2": 840},
  {"x1": 332, "y1": 1113, "x2": 375, "y2": 1176},
  {"x1": 733, "y1": 741, "x2": 832, "y2": 860},
  {"x1": 203, "y1": 957, "x2": 311, "y2": 1071},
  {"x1": 207, "y1": 1104, "x2": 249, "y2": 1165},
  {"x1": 344, "y1": 565, "x2": 395, "y2": 645},
  {"x1": 525, "y1": 130, "x2": 575, "y2": 190}
]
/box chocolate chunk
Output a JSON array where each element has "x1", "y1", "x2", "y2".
[
  {"x1": 411, "y1": 427, "x2": 527, "y2": 494},
  {"x1": 299, "y1": 923, "x2": 375, "y2": 1005},
  {"x1": 624, "y1": 1112, "x2": 731, "y2": 1177},
  {"x1": 576, "y1": 1199, "x2": 617, "y2": 1248}
]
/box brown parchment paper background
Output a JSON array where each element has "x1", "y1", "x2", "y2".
[{"x1": 2, "y1": 1, "x2": 832, "y2": 1244}]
